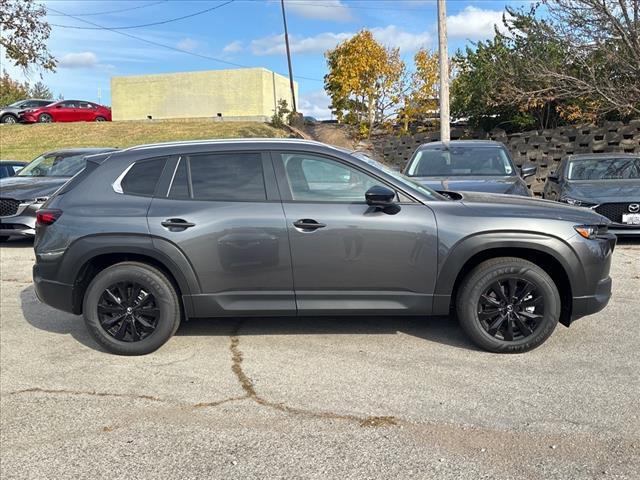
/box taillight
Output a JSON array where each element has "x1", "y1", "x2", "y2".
[{"x1": 36, "y1": 209, "x2": 62, "y2": 226}]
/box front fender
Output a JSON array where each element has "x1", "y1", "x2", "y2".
[{"x1": 432, "y1": 231, "x2": 584, "y2": 314}]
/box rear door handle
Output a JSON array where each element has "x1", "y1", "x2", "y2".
[
  {"x1": 293, "y1": 219, "x2": 326, "y2": 231},
  {"x1": 161, "y1": 218, "x2": 195, "y2": 230}
]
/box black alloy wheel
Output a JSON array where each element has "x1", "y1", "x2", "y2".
[
  {"x1": 477, "y1": 277, "x2": 543, "y2": 341},
  {"x1": 38, "y1": 113, "x2": 52, "y2": 123},
  {"x1": 83, "y1": 262, "x2": 181, "y2": 355},
  {"x1": 456, "y1": 257, "x2": 560, "y2": 353},
  {"x1": 97, "y1": 282, "x2": 160, "y2": 342}
]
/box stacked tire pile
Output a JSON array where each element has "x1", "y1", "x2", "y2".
[{"x1": 378, "y1": 120, "x2": 640, "y2": 196}]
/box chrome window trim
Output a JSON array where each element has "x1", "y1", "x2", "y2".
[{"x1": 111, "y1": 163, "x2": 135, "y2": 194}]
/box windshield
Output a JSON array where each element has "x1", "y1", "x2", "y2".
[
  {"x1": 406, "y1": 146, "x2": 515, "y2": 177},
  {"x1": 18, "y1": 153, "x2": 88, "y2": 177},
  {"x1": 7, "y1": 100, "x2": 25, "y2": 108},
  {"x1": 351, "y1": 152, "x2": 445, "y2": 201},
  {"x1": 567, "y1": 157, "x2": 640, "y2": 180}
]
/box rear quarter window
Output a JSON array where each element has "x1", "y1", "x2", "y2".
[{"x1": 120, "y1": 158, "x2": 167, "y2": 196}]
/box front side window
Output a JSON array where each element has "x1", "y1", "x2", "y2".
[
  {"x1": 120, "y1": 158, "x2": 167, "y2": 196},
  {"x1": 281, "y1": 153, "x2": 379, "y2": 202},
  {"x1": 566, "y1": 157, "x2": 640, "y2": 180},
  {"x1": 169, "y1": 153, "x2": 266, "y2": 201},
  {"x1": 406, "y1": 146, "x2": 515, "y2": 177},
  {"x1": 18, "y1": 153, "x2": 87, "y2": 177}
]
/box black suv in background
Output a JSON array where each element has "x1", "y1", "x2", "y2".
[
  {"x1": 33, "y1": 140, "x2": 615, "y2": 355},
  {"x1": 543, "y1": 153, "x2": 640, "y2": 236},
  {"x1": 404, "y1": 140, "x2": 537, "y2": 196}
]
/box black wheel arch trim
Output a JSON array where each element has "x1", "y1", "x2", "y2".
[
  {"x1": 55, "y1": 234, "x2": 200, "y2": 315},
  {"x1": 433, "y1": 231, "x2": 584, "y2": 314}
]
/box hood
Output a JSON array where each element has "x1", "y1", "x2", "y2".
[
  {"x1": 459, "y1": 190, "x2": 609, "y2": 225},
  {"x1": 563, "y1": 180, "x2": 640, "y2": 204},
  {"x1": 0, "y1": 176, "x2": 68, "y2": 201},
  {"x1": 412, "y1": 175, "x2": 528, "y2": 196}
]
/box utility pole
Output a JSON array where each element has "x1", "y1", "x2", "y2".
[
  {"x1": 280, "y1": 0, "x2": 297, "y2": 113},
  {"x1": 437, "y1": 0, "x2": 450, "y2": 142}
]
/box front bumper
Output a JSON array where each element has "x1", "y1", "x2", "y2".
[
  {"x1": 18, "y1": 113, "x2": 38, "y2": 123},
  {"x1": 571, "y1": 276, "x2": 612, "y2": 321},
  {"x1": 608, "y1": 224, "x2": 640, "y2": 236},
  {"x1": 0, "y1": 203, "x2": 40, "y2": 238}
]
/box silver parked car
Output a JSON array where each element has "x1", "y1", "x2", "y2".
[
  {"x1": 0, "y1": 99, "x2": 53, "y2": 124},
  {"x1": 0, "y1": 148, "x2": 116, "y2": 240}
]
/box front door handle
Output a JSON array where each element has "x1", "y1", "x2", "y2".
[
  {"x1": 161, "y1": 218, "x2": 196, "y2": 230},
  {"x1": 293, "y1": 219, "x2": 326, "y2": 231}
]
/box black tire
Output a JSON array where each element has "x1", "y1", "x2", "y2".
[
  {"x1": 456, "y1": 257, "x2": 560, "y2": 353},
  {"x1": 38, "y1": 113, "x2": 53, "y2": 123},
  {"x1": 83, "y1": 262, "x2": 181, "y2": 355},
  {"x1": 95, "y1": 116, "x2": 106, "y2": 122},
  {"x1": 1, "y1": 114, "x2": 17, "y2": 124}
]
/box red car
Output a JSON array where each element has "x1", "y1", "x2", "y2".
[{"x1": 19, "y1": 100, "x2": 112, "y2": 123}]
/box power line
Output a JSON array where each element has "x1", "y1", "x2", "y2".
[
  {"x1": 50, "y1": 1, "x2": 234, "y2": 31},
  {"x1": 45, "y1": 5, "x2": 323, "y2": 83},
  {"x1": 47, "y1": 1, "x2": 168, "y2": 17}
]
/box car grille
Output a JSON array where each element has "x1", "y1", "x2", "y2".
[
  {"x1": 595, "y1": 203, "x2": 639, "y2": 223},
  {"x1": 0, "y1": 198, "x2": 20, "y2": 217}
]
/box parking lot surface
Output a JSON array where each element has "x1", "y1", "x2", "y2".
[{"x1": 1, "y1": 239, "x2": 639, "y2": 479}]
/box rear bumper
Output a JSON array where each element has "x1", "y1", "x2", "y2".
[
  {"x1": 571, "y1": 276, "x2": 612, "y2": 321},
  {"x1": 33, "y1": 264, "x2": 76, "y2": 314}
]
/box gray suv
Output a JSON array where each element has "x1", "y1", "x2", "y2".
[{"x1": 33, "y1": 139, "x2": 616, "y2": 355}]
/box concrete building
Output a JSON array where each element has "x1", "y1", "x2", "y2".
[{"x1": 110, "y1": 68, "x2": 298, "y2": 122}]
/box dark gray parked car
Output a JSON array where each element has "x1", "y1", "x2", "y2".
[
  {"x1": 33, "y1": 139, "x2": 615, "y2": 355},
  {"x1": 543, "y1": 153, "x2": 640, "y2": 236},
  {"x1": 0, "y1": 160, "x2": 27, "y2": 178},
  {"x1": 405, "y1": 140, "x2": 537, "y2": 196},
  {"x1": 0, "y1": 99, "x2": 53, "y2": 124},
  {"x1": 0, "y1": 148, "x2": 116, "y2": 240}
]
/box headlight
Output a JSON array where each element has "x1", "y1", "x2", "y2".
[
  {"x1": 574, "y1": 224, "x2": 608, "y2": 239},
  {"x1": 560, "y1": 197, "x2": 597, "y2": 208},
  {"x1": 19, "y1": 197, "x2": 49, "y2": 205}
]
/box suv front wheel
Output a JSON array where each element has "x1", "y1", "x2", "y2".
[
  {"x1": 456, "y1": 257, "x2": 560, "y2": 353},
  {"x1": 83, "y1": 262, "x2": 181, "y2": 355}
]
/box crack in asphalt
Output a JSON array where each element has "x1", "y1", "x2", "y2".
[
  {"x1": 221, "y1": 320, "x2": 398, "y2": 428},
  {"x1": 10, "y1": 387, "x2": 162, "y2": 402}
]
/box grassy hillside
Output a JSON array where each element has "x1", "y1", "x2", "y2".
[{"x1": 0, "y1": 120, "x2": 289, "y2": 161}]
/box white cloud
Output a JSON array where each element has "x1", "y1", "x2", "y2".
[
  {"x1": 223, "y1": 41, "x2": 243, "y2": 53},
  {"x1": 251, "y1": 26, "x2": 430, "y2": 56},
  {"x1": 447, "y1": 6, "x2": 509, "y2": 41},
  {"x1": 59, "y1": 52, "x2": 99, "y2": 69},
  {"x1": 299, "y1": 89, "x2": 332, "y2": 120},
  {"x1": 176, "y1": 37, "x2": 199, "y2": 52},
  {"x1": 371, "y1": 25, "x2": 431, "y2": 51},
  {"x1": 286, "y1": 0, "x2": 353, "y2": 22}
]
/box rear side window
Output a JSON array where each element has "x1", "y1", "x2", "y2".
[
  {"x1": 170, "y1": 153, "x2": 266, "y2": 201},
  {"x1": 121, "y1": 158, "x2": 167, "y2": 196}
]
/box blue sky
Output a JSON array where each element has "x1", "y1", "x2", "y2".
[{"x1": 4, "y1": 0, "x2": 529, "y2": 118}]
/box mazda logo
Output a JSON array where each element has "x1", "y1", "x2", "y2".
[{"x1": 629, "y1": 204, "x2": 640, "y2": 213}]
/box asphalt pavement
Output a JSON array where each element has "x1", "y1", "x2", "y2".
[{"x1": 1, "y1": 238, "x2": 638, "y2": 479}]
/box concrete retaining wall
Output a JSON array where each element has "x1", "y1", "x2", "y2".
[{"x1": 378, "y1": 120, "x2": 640, "y2": 195}]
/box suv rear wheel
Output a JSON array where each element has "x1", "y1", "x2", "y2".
[
  {"x1": 456, "y1": 257, "x2": 560, "y2": 353},
  {"x1": 83, "y1": 262, "x2": 181, "y2": 355}
]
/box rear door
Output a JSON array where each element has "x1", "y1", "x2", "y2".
[
  {"x1": 147, "y1": 150, "x2": 295, "y2": 317},
  {"x1": 53, "y1": 101, "x2": 77, "y2": 122},
  {"x1": 77, "y1": 102, "x2": 96, "y2": 121},
  {"x1": 273, "y1": 151, "x2": 438, "y2": 315}
]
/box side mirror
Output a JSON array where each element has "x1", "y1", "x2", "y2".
[
  {"x1": 55, "y1": 105, "x2": 62, "y2": 108},
  {"x1": 520, "y1": 162, "x2": 537, "y2": 179},
  {"x1": 365, "y1": 185, "x2": 396, "y2": 207}
]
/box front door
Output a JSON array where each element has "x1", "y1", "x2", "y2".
[
  {"x1": 147, "y1": 151, "x2": 295, "y2": 316},
  {"x1": 273, "y1": 152, "x2": 438, "y2": 315}
]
